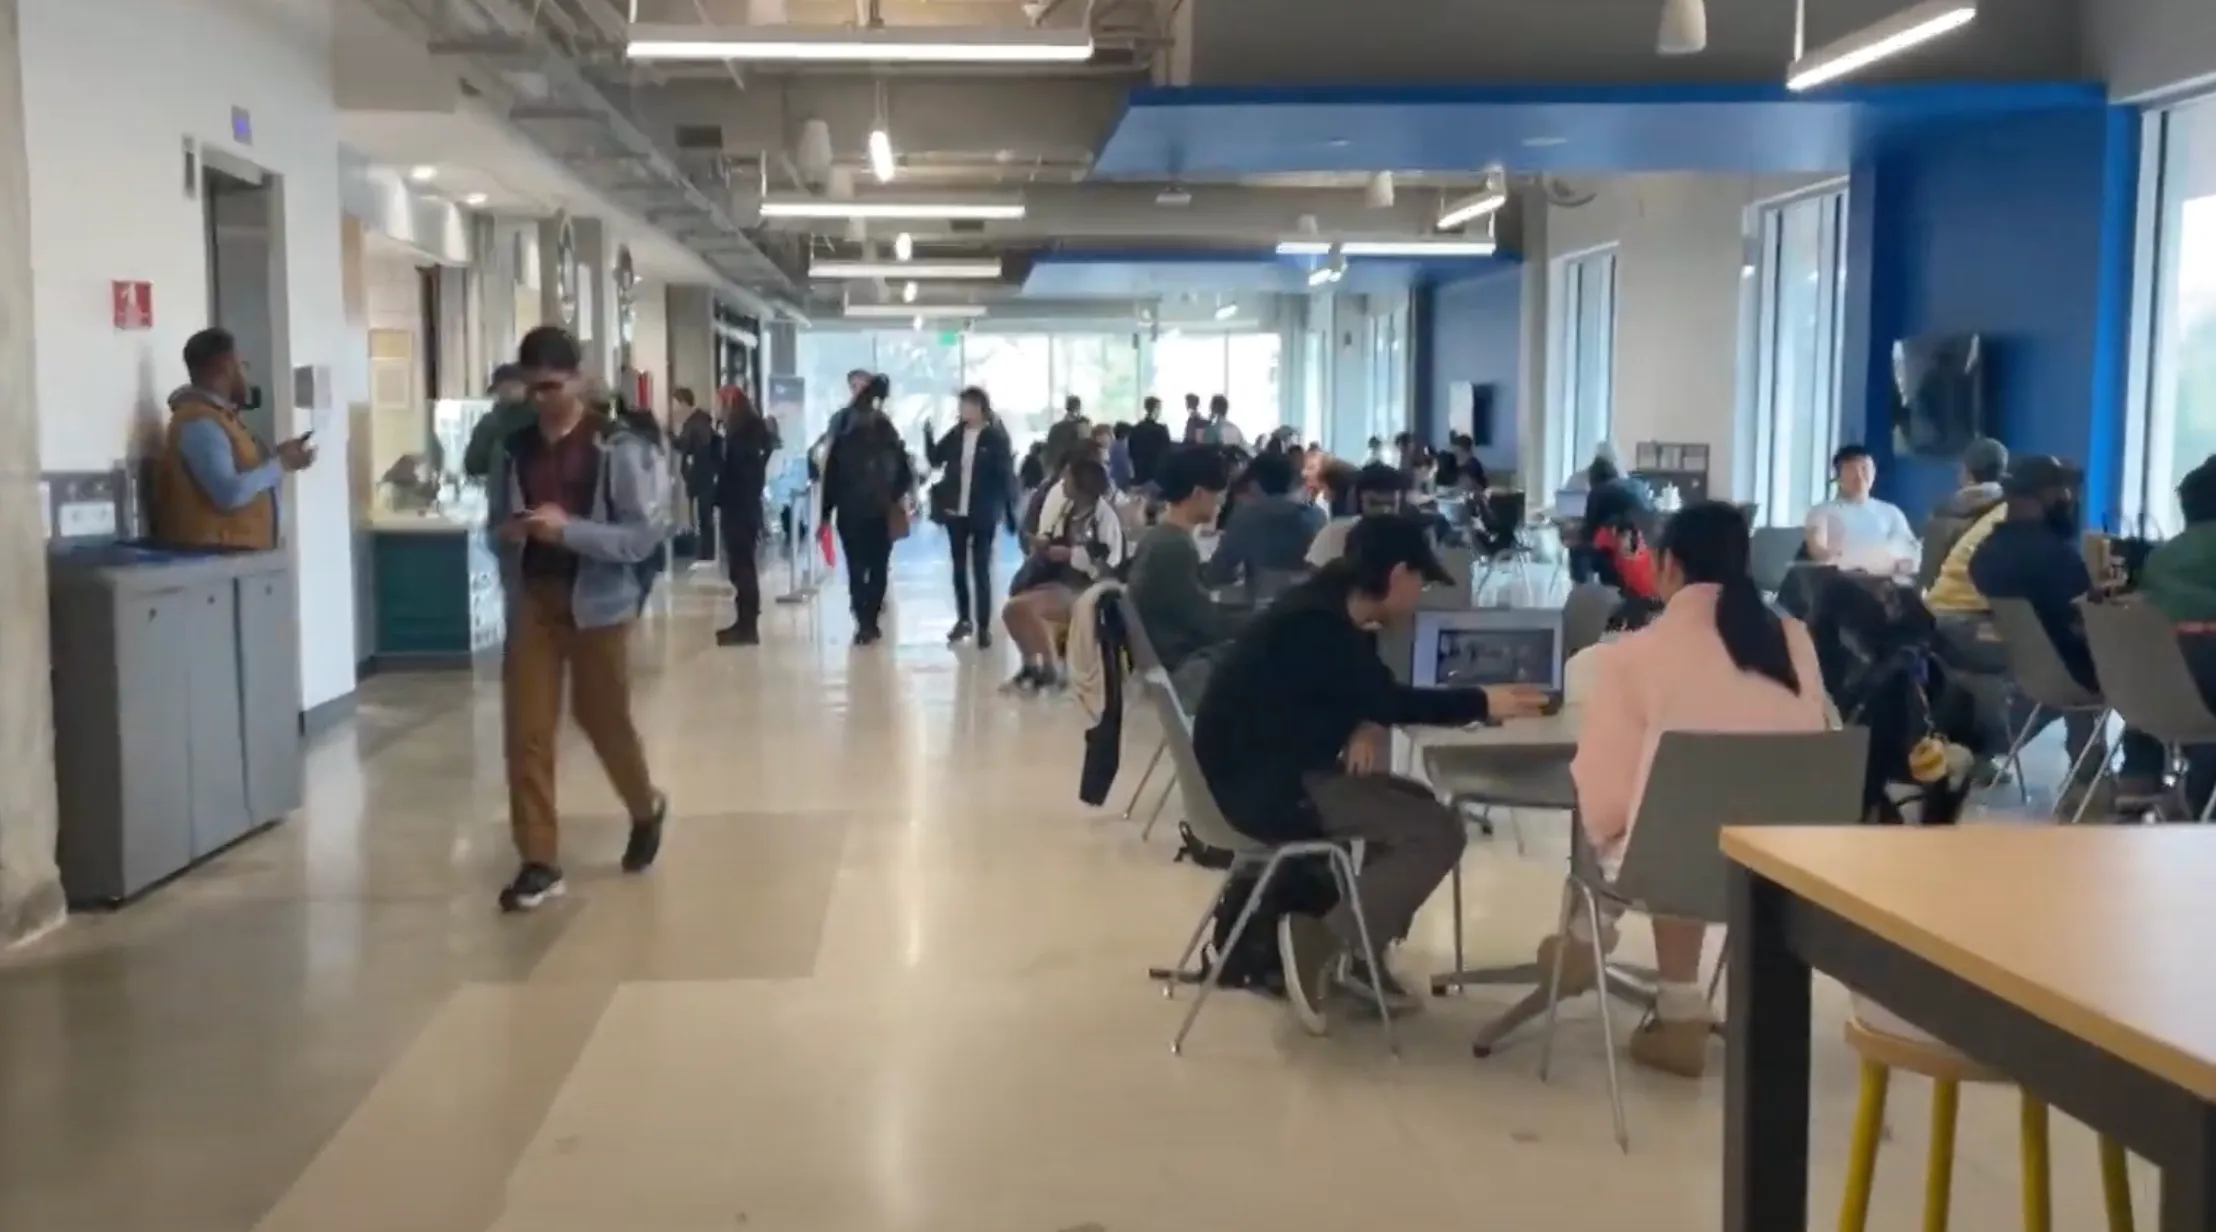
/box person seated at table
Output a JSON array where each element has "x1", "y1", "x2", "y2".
[
  {"x1": 1968, "y1": 455, "x2": 2167, "y2": 804},
  {"x1": 1202, "y1": 450, "x2": 1323, "y2": 587},
  {"x1": 1002, "y1": 457, "x2": 1124, "y2": 692},
  {"x1": 1193, "y1": 516, "x2": 1550, "y2": 1033},
  {"x1": 1546, "y1": 501, "x2": 1830, "y2": 1079},
  {"x1": 2136, "y1": 457, "x2": 2216, "y2": 810},
  {"x1": 1921, "y1": 468, "x2": 2012, "y2": 762},
  {"x1": 1573, "y1": 454, "x2": 1653, "y2": 585},
  {"x1": 1920, "y1": 437, "x2": 2008, "y2": 588},
  {"x1": 1804, "y1": 444, "x2": 1918, "y2": 577},
  {"x1": 1126, "y1": 447, "x2": 1246, "y2": 705},
  {"x1": 1307, "y1": 463, "x2": 1410, "y2": 566}
]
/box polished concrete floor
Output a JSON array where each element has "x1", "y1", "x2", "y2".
[{"x1": 0, "y1": 534, "x2": 2163, "y2": 1230}]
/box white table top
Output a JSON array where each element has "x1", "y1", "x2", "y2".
[{"x1": 1406, "y1": 709, "x2": 1584, "y2": 751}]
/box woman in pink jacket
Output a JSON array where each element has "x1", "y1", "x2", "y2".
[{"x1": 1546, "y1": 501, "x2": 1830, "y2": 1078}]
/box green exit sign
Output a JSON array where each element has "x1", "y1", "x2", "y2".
[{"x1": 938, "y1": 330, "x2": 961, "y2": 346}]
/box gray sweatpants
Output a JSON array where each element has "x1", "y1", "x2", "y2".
[{"x1": 1304, "y1": 772, "x2": 1466, "y2": 954}]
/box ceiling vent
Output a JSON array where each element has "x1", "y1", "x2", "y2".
[{"x1": 675, "y1": 124, "x2": 725, "y2": 152}]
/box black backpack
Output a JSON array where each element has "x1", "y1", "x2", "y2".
[{"x1": 1199, "y1": 857, "x2": 1340, "y2": 993}]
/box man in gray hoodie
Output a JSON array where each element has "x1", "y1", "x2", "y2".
[{"x1": 1919, "y1": 437, "x2": 2008, "y2": 588}]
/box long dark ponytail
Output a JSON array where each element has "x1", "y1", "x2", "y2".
[{"x1": 1657, "y1": 501, "x2": 1800, "y2": 694}]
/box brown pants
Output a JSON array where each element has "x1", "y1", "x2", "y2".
[{"x1": 505, "y1": 577, "x2": 656, "y2": 866}]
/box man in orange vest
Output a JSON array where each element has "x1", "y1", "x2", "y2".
[{"x1": 151, "y1": 328, "x2": 316, "y2": 550}]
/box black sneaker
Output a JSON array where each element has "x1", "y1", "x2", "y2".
[
  {"x1": 947, "y1": 619, "x2": 974, "y2": 644},
  {"x1": 1001, "y1": 665, "x2": 1042, "y2": 693},
  {"x1": 498, "y1": 863, "x2": 566, "y2": 913},
  {"x1": 715, "y1": 624, "x2": 760, "y2": 647},
  {"x1": 1277, "y1": 913, "x2": 1340, "y2": 1036},
  {"x1": 976, "y1": 626, "x2": 993, "y2": 650},
  {"x1": 1340, "y1": 952, "x2": 1425, "y2": 1016},
  {"x1": 621, "y1": 793, "x2": 668, "y2": 874}
]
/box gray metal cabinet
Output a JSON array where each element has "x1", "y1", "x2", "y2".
[
  {"x1": 183, "y1": 583, "x2": 249, "y2": 855},
  {"x1": 236, "y1": 563, "x2": 302, "y2": 825},
  {"x1": 107, "y1": 589, "x2": 195, "y2": 899}
]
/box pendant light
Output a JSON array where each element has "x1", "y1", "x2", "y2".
[{"x1": 1658, "y1": 0, "x2": 1707, "y2": 55}]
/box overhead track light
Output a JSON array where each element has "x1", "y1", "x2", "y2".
[
  {"x1": 1437, "y1": 186, "x2": 1508, "y2": 231},
  {"x1": 626, "y1": 23, "x2": 1095, "y2": 64},
  {"x1": 845, "y1": 303, "x2": 988, "y2": 319},
  {"x1": 760, "y1": 195, "x2": 1024, "y2": 221},
  {"x1": 1787, "y1": 0, "x2": 1975, "y2": 91},
  {"x1": 811, "y1": 258, "x2": 1003, "y2": 280},
  {"x1": 1657, "y1": 0, "x2": 1707, "y2": 55},
  {"x1": 868, "y1": 128, "x2": 895, "y2": 183},
  {"x1": 894, "y1": 232, "x2": 914, "y2": 261}
]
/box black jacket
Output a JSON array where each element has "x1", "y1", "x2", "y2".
[
  {"x1": 1192, "y1": 566, "x2": 1493, "y2": 841},
  {"x1": 716, "y1": 412, "x2": 780, "y2": 516},
  {"x1": 1127, "y1": 417, "x2": 1173, "y2": 487},
  {"x1": 925, "y1": 421, "x2": 1018, "y2": 527},
  {"x1": 820, "y1": 413, "x2": 914, "y2": 527}
]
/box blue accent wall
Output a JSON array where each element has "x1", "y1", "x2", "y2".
[
  {"x1": 1839, "y1": 105, "x2": 2140, "y2": 522},
  {"x1": 1422, "y1": 269, "x2": 1524, "y2": 474}
]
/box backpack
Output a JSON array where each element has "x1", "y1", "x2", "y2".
[
  {"x1": 1199, "y1": 858, "x2": 1340, "y2": 993},
  {"x1": 607, "y1": 431, "x2": 675, "y2": 604}
]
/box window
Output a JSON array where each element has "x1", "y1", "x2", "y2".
[
  {"x1": 961, "y1": 333, "x2": 1053, "y2": 448},
  {"x1": 1548, "y1": 248, "x2": 1617, "y2": 486},
  {"x1": 1747, "y1": 186, "x2": 1850, "y2": 526},
  {"x1": 870, "y1": 330, "x2": 964, "y2": 444},
  {"x1": 2126, "y1": 98, "x2": 2216, "y2": 533},
  {"x1": 1363, "y1": 300, "x2": 1409, "y2": 448},
  {"x1": 1223, "y1": 333, "x2": 1283, "y2": 441},
  {"x1": 795, "y1": 330, "x2": 875, "y2": 442},
  {"x1": 1050, "y1": 333, "x2": 1144, "y2": 423}
]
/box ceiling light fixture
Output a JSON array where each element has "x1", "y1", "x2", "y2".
[
  {"x1": 1340, "y1": 239, "x2": 1498, "y2": 257},
  {"x1": 760, "y1": 196, "x2": 1024, "y2": 221},
  {"x1": 810, "y1": 258, "x2": 1002, "y2": 280},
  {"x1": 626, "y1": 23, "x2": 1095, "y2": 64},
  {"x1": 1787, "y1": 0, "x2": 1975, "y2": 91},
  {"x1": 894, "y1": 232, "x2": 914, "y2": 261},
  {"x1": 1365, "y1": 172, "x2": 1396, "y2": 209},
  {"x1": 407, "y1": 165, "x2": 437, "y2": 183},
  {"x1": 463, "y1": 192, "x2": 490, "y2": 207},
  {"x1": 912, "y1": 315, "x2": 925, "y2": 330},
  {"x1": 1306, "y1": 263, "x2": 1345, "y2": 288},
  {"x1": 845, "y1": 303, "x2": 988, "y2": 319},
  {"x1": 1213, "y1": 302, "x2": 1239, "y2": 321},
  {"x1": 1274, "y1": 240, "x2": 1334, "y2": 256},
  {"x1": 867, "y1": 128, "x2": 896, "y2": 183},
  {"x1": 1657, "y1": 0, "x2": 1708, "y2": 55},
  {"x1": 1437, "y1": 185, "x2": 1508, "y2": 230},
  {"x1": 902, "y1": 281, "x2": 918, "y2": 303}
]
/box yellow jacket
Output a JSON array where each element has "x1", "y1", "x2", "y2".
[{"x1": 1924, "y1": 503, "x2": 2007, "y2": 615}]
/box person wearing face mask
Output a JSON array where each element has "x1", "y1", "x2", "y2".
[
  {"x1": 153, "y1": 327, "x2": 316, "y2": 550},
  {"x1": 927, "y1": 387, "x2": 1017, "y2": 647}
]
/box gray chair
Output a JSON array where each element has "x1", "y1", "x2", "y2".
[
  {"x1": 1561, "y1": 583, "x2": 1622, "y2": 660},
  {"x1": 1987, "y1": 597, "x2": 2110, "y2": 807},
  {"x1": 1247, "y1": 566, "x2": 1310, "y2": 606},
  {"x1": 1144, "y1": 665, "x2": 1399, "y2": 1056},
  {"x1": 2079, "y1": 599, "x2": 2216, "y2": 820},
  {"x1": 1535, "y1": 728, "x2": 1868, "y2": 1150},
  {"x1": 1113, "y1": 591, "x2": 1173, "y2": 825},
  {"x1": 1749, "y1": 527, "x2": 1805, "y2": 596}
]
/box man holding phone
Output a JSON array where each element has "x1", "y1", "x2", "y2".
[
  {"x1": 490, "y1": 326, "x2": 670, "y2": 913},
  {"x1": 151, "y1": 327, "x2": 315, "y2": 551}
]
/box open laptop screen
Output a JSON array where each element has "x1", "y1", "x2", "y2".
[{"x1": 1410, "y1": 608, "x2": 1565, "y2": 691}]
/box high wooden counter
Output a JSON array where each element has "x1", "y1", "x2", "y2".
[{"x1": 1721, "y1": 825, "x2": 2216, "y2": 1232}]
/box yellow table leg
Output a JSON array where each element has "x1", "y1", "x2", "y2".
[
  {"x1": 2020, "y1": 1095, "x2": 2052, "y2": 1232},
  {"x1": 2098, "y1": 1135, "x2": 2134, "y2": 1232},
  {"x1": 1839, "y1": 1060, "x2": 1890, "y2": 1232},
  {"x1": 1925, "y1": 1078, "x2": 1960, "y2": 1232}
]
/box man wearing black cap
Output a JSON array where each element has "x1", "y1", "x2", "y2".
[{"x1": 1192, "y1": 514, "x2": 1548, "y2": 1033}]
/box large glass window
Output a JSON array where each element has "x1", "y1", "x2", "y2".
[
  {"x1": 1223, "y1": 333, "x2": 1284, "y2": 441},
  {"x1": 1051, "y1": 333, "x2": 1144, "y2": 423},
  {"x1": 870, "y1": 330, "x2": 964, "y2": 444},
  {"x1": 1548, "y1": 248, "x2": 1618, "y2": 486},
  {"x1": 961, "y1": 333, "x2": 1053, "y2": 448},
  {"x1": 2127, "y1": 98, "x2": 2216, "y2": 532},
  {"x1": 1748, "y1": 186, "x2": 1849, "y2": 526}
]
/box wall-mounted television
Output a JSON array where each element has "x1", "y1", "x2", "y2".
[{"x1": 1890, "y1": 333, "x2": 1988, "y2": 459}]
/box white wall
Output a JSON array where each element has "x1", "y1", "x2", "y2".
[
  {"x1": 21, "y1": 0, "x2": 357, "y2": 711},
  {"x1": 630, "y1": 279, "x2": 671, "y2": 421},
  {"x1": 1540, "y1": 174, "x2": 1819, "y2": 499}
]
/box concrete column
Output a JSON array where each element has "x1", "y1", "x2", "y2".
[
  {"x1": 666, "y1": 285, "x2": 717, "y2": 398},
  {"x1": 765, "y1": 320, "x2": 797, "y2": 377},
  {"x1": 468, "y1": 213, "x2": 515, "y2": 375},
  {"x1": 535, "y1": 216, "x2": 574, "y2": 338},
  {"x1": 0, "y1": 0, "x2": 64, "y2": 946},
  {"x1": 570, "y1": 217, "x2": 611, "y2": 379},
  {"x1": 1517, "y1": 185, "x2": 1550, "y2": 489}
]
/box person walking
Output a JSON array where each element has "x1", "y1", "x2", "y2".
[
  {"x1": 821, "y1": 374, "x2": 915, "y2": 645},
  {"x1": 714, "y1": 386, "x2": 780, "y2": 646},
  {"x1": 673, "y1": 387, "x2": 718, "y2": 564},
  {"x1": 1126, "y1": 396, "x2": 1172, "y2": 488},
  {"x1": 927, "y1": 387, "x2": 1017, "y2": 647},
  {"x1": 491, "y1": 326, "x2": 670, "y2": 913}
]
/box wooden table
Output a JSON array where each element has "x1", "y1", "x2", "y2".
[{"x1": 1723, "y1": 826, "x2": 2216, "y2": 1231}]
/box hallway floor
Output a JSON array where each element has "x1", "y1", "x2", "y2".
[{"x1": 0, "y1": 537, "x2": 2162, "y2": 1230}]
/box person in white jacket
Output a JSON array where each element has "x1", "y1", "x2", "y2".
[{"x1": 1001, "y1": 456, "x2": 1125, "y2": 691}]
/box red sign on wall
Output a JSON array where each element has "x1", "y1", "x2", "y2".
[{"x1": 111, "y1": 281, "x2": 153, "y2": 331}]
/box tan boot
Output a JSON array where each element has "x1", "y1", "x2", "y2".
[
  {"x1": 1534, "y1": 932, "x2": 1600, "y2": 999},
  {"x1": 1628, "y1": 1017, "x2": 1713, "y2": 1078}
]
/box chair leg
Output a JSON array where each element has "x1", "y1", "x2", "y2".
[
  {"x1": 2068, "y1": 728, "x2": 2117, "y2": 825},
  {"x1": 1705, "y1": 937, "x2": 1729, "y2": 1012},
  {"x1": 1996, "y1": 704, "x2": 2041, "y2": 805},
  {"x1": 1329, "y1": 848, "x2": 1398, "y2": 1057},
  {"x1": 1536, "y1": 879, "x2": 1578, "y2": 1082},
  {"x1": 2198, "y1": 779, "x2": 2216, "y2": 823},
  {"x1": 1503, "y1": 805, "x2": 1528, "y2": 857},
  {"x1": 1449, "y1": 858, "x2": 1465, "y2": 995},
  {"x1": 1839, "y1": 1060, "x2": 1890, "y2": 1232},
  {"x1": 1122, "y1": 740, "x2": 1165, "y2": 819},
  {"x1": 2098, "y1": 1135, "x2": 2134, "y2": 1232},
  {"x1": 1926, "y1": 1078, "x2": 1960, "y2": 1232},
  {"x1": 2020, "y1": 1094, "x2": 2051, "y2": 1232},
  {"x1": 1140, "y1": 775, "x2": 1177, "y2": 841},
  {"x1": 1584, "y1": 886, "x2": 1629, "y2": 1152},
  {"x1": 1171, "y1": 853, "x2": 1284, "y2": 1056},
  {"x1": 1162, "y1": 861, "x2": 1241, "y2": 997}
]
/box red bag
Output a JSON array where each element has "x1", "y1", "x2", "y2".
[
  {"x1": 1592, "y1": 526, "x2": 1659, "y2": 600},
  {"x1": 818, "y1": 522, "x2": 837, "y2": 565}
]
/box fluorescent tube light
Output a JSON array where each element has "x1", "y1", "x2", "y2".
[
  {"x1": 626, "y1": 23, "x2": 1095, "y2": 64},
  {"x1": 1787, "y1": 0, "x2": 1975, "y2": 92},
  {"x1": 1436, "y1": 190, "x2": 1507, "y2": 230},
  {"x1": 1340, "y1": 239, "x2": 1497, "y2": 257},
  {"x1": 1306, "y1": 266, "x2": 1342, "y2": 288},
  {"x1": 760, "y1": 196, "x2": 1024, "y2": 221},
  {"x1": 845, "y1": 303, "x2": 988, "y2": 319},
  {"x1": 868, "y1": 129, "x2": 895, "y2": 183},
  {"x1": 1275, "y1": 240, "x2": 1334, "y2": 256},
  {"x1": 894, "y1": 231, "x2": 914, "y2": 261},
  {"x1": 1213, "y1": 303, "x2": 1238, "y2": 321},
  {"x1": 463, "y1": 192, "x2": 490, "y2": 207},
  {"x1": 810, "y1": 258, "x2": 1002, "y2": 280},
  {"x1": 408, "y1": 165, "x2": 438, "y2": 183}
]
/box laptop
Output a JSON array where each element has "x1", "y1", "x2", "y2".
[
  {"x1": 1552, "y1": 488, "x2": 1589, "y2": 521},
  {"x1": 1409, "y1": 607, "x2": 1567, "y2": 693}
]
